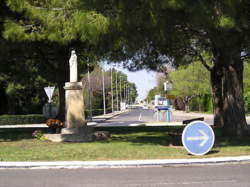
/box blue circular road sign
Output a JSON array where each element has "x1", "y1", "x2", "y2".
[{"x1": 182, "y1": 121, "x2": 215, "y2": 156}]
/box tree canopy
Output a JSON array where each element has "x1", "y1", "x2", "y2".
[
  {"x1": 3, "y1": 0, "x2": 109, "y2": 44},
  {"x1": 88, "y1": 0, "x2": 250, "y2": 136}
]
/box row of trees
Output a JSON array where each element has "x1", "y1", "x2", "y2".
[
  {"x1": 82, "y1": 66, "x2": 137, "y2": 116},
  {"x1": 1, "y1": 1, "x2": 250, "y2": 136}
]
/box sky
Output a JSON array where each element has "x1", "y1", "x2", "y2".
[{"x1": 103, "y1": 63, "x2": 157, "y2": 100}]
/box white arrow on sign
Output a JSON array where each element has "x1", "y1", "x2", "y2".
[{"x1": 187, "y1": 129, "x2": 209, "y2": 147}]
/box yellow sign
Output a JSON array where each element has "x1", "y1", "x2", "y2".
[{"x1": 167, "y1": 95, "x2": 175, "y2": 99}]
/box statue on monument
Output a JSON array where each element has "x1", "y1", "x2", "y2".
[{"x1": 69, "y1": 50, "x2": 77, "y2": 82}]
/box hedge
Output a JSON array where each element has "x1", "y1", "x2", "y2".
[
  {"x1": 189, "y1": 94, "x2": 213, "y2": 113},
  {"x1": 85, "y1": 108, "x2": 112, "y2": 117},
  {"x1": 0, "y1": 114, "x2": 46, "y2": 125}
]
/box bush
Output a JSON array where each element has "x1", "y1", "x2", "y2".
[
  {"x1": 85, "y1": 108, "x2": 112, "y2": 117},
  {"x1": 244, "y1": 89, "x2": 250, "y2": 113},
  {"x1": 0, "y1": 114, "x2": 46, "y2": 125},
  {"x1": 189, "y1": 94, "x2": 213, "y2": 113}
]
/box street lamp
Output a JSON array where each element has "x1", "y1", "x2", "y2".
[
  {"x1": 115, "y1": 68, "x2": 119, "y2": 111},
  {"x1": 124, "y1": 81, "x2": 126, "y2": 103},
  {"x1": 120, "y1": 76, "x2": 122, "y2": 103},
  {"x1": 110, "y1": 67, "x2": 114, "y2": 113},
  {"x1": 127, "y1": 85, "x2": 130, "y2": 105},
  {"x1": 102, "y1": 69, "x2": 106, "y2": 115}
]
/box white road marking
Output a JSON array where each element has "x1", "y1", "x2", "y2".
[
  {"x1": 71, "y1": 179, "x2": 237, "y2": 186},
  {"x1": 138, "y1": 113, "x2": 142, "y2": 121}
]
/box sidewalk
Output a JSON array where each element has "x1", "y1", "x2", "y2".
[{"x1": 1, "y1": 156, "x2": 250, "y2": 169}]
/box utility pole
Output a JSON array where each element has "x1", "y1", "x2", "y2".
[
  {"x1": 87, "y1": 63, "x2": 92, "y2": 121},
  {"x1": 111, "y1": 67, "x2": 114, "y2": 113},
  {"x1": 124, "y1": 81, "x2": 126, "y2": 103},
  {"x1": 125, "y1": 83, "x2": 128, "y2": 103},
  {"x1": 127, "y1": 85, "x2": 130, "y2": 105},
  {"x1": 102, "y1": 69, "x2": 106, "y2": 115},
  {"x1": 115, "y1": 68, "x2": 119, "y2": 111},
  {"x1": 120, "y1": 76, "x2": 122, "y2": 103}
]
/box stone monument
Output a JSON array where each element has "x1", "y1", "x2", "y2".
[
  {"x1": 45, "y1": 50, "x2": 93, "y2": 142},
  {"x1": 69, "y1": 50, "x2": 77, "y2": 82},
  {"x1": 65, "y1": 50, "x2": 84, "y2": 129}
]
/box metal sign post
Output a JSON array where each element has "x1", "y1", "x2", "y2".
[{"x1": 43, "y1": 86, "x2": 57, "y2": 119}]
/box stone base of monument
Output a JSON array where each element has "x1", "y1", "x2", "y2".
[
  {"x1": 44, "y1": 126, "x2": 94, "y2": 143},
  {"x1": 94, "y1": 131, "x2": 111, "y2": 141}
]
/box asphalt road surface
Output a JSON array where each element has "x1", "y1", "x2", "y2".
[
  {"x1": 95, "y1": 107, "x2": 214, "y2": 126},
  {"x1": 95, "y1": 107, "x2": 155, "y2": 126},
  {"x1": 1, "y1": 163, "x2": 250, "y2": 187}
]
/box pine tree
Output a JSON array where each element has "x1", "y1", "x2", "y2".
[{"x1": 1, "y1": 0, "x2": 109, "y2": 119}]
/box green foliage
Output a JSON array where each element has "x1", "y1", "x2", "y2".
[
  {"x1": 4, "y1": 0, "x2": 109, "y2": 44},
  {"x1": 147, "y1": 87, "x2": 161, "y2": 101},
  {"x1": 189, "y1": 94, "x2": 213, "y2": 113},
  {"x1": 244, "y1": 89, "x2": 250, "y2": 113},
  {"x1": 0, "y1": 114, "x2": 46, "y2": 125},
  {"x1": 170, "y1": 61, "x2": 211, "y2": 98},
  {"x1": 32, "y1": 130, "x2": 45, "y2": 140},
  {"x1": 243, "y1": 62, "x2": 250, "y2": 113},
  {"x1": 217, "y1": 15, "x2": 235, "y2": 29}
]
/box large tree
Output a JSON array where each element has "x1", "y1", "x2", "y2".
[{"x1": 89, "y1": 0, "x2": 250, "y2": 136}]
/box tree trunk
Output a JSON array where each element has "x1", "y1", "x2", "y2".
[
  {"x1": 56, "y1": 49, "x2": 70, "y2": 122},
  {"x1": 57, "y1": 81, "x2": 66, "y2": 121},
  {"x1": 221, "y1": 51, "x2": 248, "y2": 136},
  {"x1": 212, "y1": 47, "x2": 249, "y2": 136},
  {"x1": 211, "y1": 63, "x2": 224, "y2": 127},
  {"x1": 183, "y1": 96, "x2": 191, "y2": 113},
  {"x1": 0, "y1": 85, "x2": 8, "y2": 114}
]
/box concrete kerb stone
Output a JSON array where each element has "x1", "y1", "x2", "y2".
[{"x1": 1, "y1": 156, "x2": 250, "y2": 169}]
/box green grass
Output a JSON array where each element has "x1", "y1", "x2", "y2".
[{"x1": 0, "y1": 127, "x2": 249, "y2": 161}]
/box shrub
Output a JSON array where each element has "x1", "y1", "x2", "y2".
[{"x1": 0, "y1": 114, "x2": 46, "y2": 125}]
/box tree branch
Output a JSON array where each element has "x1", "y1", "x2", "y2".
[
  {"x1": 197, "y1": 53, "x2": 212, "y2": 72},
  {"x1": 174, "y1": 24, "x2": 208, "y2": 37},
  {"x1": 189, "y1": 47, "x2": 212, "y2": 72},
  {"x1": 34, "y1": 7, "x2": 71, "y2": 11}
]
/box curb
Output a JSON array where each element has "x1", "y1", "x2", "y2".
[{"x1": 1, "y1": 156, "x2": 250, "y2": 169}]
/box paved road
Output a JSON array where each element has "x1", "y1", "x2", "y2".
[
  {"x1": 94, "y1": 107, "x2": 214, "y2": 126},
  {"x1": 1, "y1": 163, "x2": 250, "y2": 186},
  {"x1": 94, "y1": 107, "x2": 155, "y2": 126},
  {"x1": 94, "y1": 107, "x2": 250, "y2": 126}
]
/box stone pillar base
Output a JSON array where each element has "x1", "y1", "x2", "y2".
[
  {"x1": 64, "y1": 82, "x2": 85, "y2": 129},
  {"x1": 44, "y1": 126, "x2": 94, "y2": 142}
]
